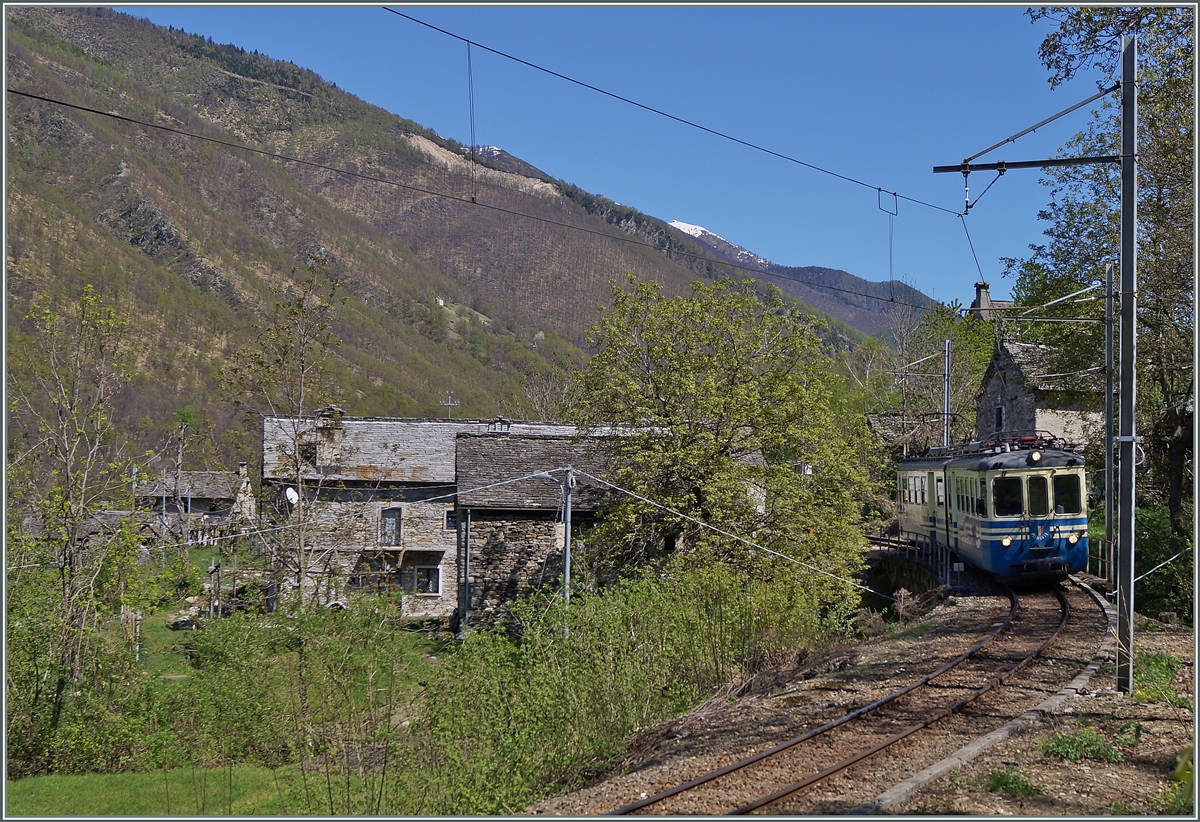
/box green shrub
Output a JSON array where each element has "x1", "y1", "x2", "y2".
[
  {"x1": 987, "y1": 767, "x2": 1038, "y2": 797},
  {"x1": 1042, "y1": 726, "x2": 1123, "y2": 763},
  {"x1": 1132, "y1": 650, "x2": 1188, "y2": 706},
  {"x1": 414, "y1": 564, "x2": 851, "y2": 814},
  {"x1": 1162, "y1": 745, "x2": 1194, "y2": 814}
]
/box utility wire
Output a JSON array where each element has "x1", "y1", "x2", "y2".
[
  {"x1": 959, "y1": 214, "x2": 985, "y2": 282},
  {"x1": 7, "y1": 89, "x2": 933, "y2": 309},
  {"x1": 384, "y1": 8, "x2": 961, "y2": 218}
]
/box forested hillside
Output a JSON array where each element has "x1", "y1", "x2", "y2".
[{"x1": 6, "y1": 7, "x2": 903, "y2": 469}]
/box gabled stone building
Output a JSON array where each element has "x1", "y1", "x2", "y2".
[
  {"x1": 135, "y1": 465, "x2": 254, "y2": 518},
  {"x1": 974, "y1": 340, "x2": 1101, "y2": 446},
  {"x1": 454, "y1": 432, "x2": 613, "y2": 627},
  {"x1": 259, "y1": 413, "x2": 594, "y2": 621}
]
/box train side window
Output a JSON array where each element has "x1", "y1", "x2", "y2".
[
  {"x1": 1028, "y1": 476, "x2": 1050, "y2": 516},
  {"x1": 935, "y1": 477, "x2": 945, "y2": 506},
  {"x1": 1053, "y1": 474, "x2": 1083, "y2": 514},
  {"x1": 993, "y1": 477, "x2": 1022, "y2": 517}
]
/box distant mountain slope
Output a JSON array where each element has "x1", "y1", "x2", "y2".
[
  {"x1": 667, "y1": 221, "x2": 936, "y2": 338},
  {"x1": 5, "y1": 7, "x2": 933, "y2": 469}
]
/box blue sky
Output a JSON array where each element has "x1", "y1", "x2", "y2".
[{"x1": 112, "y1": 4, "x2": 1116, "y2": 308}]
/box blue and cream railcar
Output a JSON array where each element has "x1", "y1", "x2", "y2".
[{"x1": 897, "y1": 434, "x2": 1089, "y2": 583}]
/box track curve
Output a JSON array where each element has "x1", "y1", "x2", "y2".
[{"x1": 607, "y1": 586, "x2": 1071, "y2": 816}]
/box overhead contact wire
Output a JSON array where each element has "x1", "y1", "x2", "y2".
[
  {"x1": 384, "y1": 8, "x2": 960, "y2": 217},
  {"x1": 8, "y1": 89, "x2": 930, "y2": 309}
]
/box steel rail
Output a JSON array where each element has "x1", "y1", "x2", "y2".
[
  {"x1": 733, "y1": 587, "x2": 1069, "y2": 815},
  {"x1": 606, "y1": 586, "x2": 1020, "y2": 815}
]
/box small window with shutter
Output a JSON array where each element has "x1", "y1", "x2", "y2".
[{"x1": 380, "y1": 507, "x2": 402, "y2": 546}]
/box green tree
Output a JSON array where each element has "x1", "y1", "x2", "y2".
[
  {"x1": 222, "y1": 264, "x2": 344, "y2": 604},
  {"x1": 1006, "y1": 8, "x2": 1193, "y2": 549},
  {"x1": 909, "y1": 303, "x2": 996, "y2": 446},
  {"x1": 6, "y1": 285, "x2": 148, "y2": 774},
  {"x1": 569, "y1": 277, "x2": 869, "y2": 616}
]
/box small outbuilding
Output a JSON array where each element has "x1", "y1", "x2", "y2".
[{"x1": 974, "y1": 340, "x2": 1101, "y2": 446}]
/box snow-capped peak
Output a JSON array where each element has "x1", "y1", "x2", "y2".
[
  {"x1": 669, "y1": 220, "x2": 722, "y2": 241},
  {"x1": 669, "y1": 220, "x2": 770, "y2": 272}
]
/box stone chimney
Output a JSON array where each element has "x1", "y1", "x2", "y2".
[{"x1": 971, "y1": 281, "x2": 993, "y2": 318}]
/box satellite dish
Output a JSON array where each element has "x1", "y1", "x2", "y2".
[{"x1": 285, "y1": 487, "x2": 299, "y2": 505}]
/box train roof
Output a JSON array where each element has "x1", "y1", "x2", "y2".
[{"x1": 898, "y1": 431, "x2": 1085, "y2": 472}]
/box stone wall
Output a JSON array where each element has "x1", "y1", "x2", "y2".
[
  {"x1": 458, "y1": 511, "x2": 564, "y2": 627},
  {"x1": 274, "y1": 490, "x2": 459, "y2": 619}
]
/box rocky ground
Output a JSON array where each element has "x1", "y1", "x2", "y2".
[
  {"x1": 525, "y1": 582, "x2": 1193, "y2": 816},
  {"x1": 890, "y1": 614, "x2": 1194, "y2": 816}
]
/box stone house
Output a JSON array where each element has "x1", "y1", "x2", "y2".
[
  {"x1": 135, "y1": 465, "x2": 254, "y2": 517},
  {"x1": 974, "y1": 339, "x2": 1102, "y2": 447},
  {"x1": 454, "y1": 432, "x2": 613, "y2": 628},
  {"x1": 135, "y1": 463, "x2": 257, "y2": 546},
  {"x1": 260, "y1": 413, "x2": 588, "y2": 619}
]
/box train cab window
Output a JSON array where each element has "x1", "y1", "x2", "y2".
[
  {"x1": 1053, "y1": 474, "x2": 1083, "y2": 514},
  {"x1": 993, "y1": 477, "x2": 1022, "y2": 517},
  {"x1": 1027, "y1": 476, "x2": 1050, "y2": 516}
]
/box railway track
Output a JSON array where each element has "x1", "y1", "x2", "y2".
[{"x1": 607, "y1": 585, "x2": 1072, "y2": 816}]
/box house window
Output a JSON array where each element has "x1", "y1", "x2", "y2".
[
  {"x1": 444, "y1": 510, "x2": 458, "y2": 530},
  {"x1": 380, "y1": 507, "x2": 402, "y2": 546},
  {"x1": 410, "y1": 566, "x2": 439, "y2": 592},
  {"x1": 994, "y1": 406, "x2": 1005, "y2": 432},
  {"x1": 401, "y1": 565, "x2": 440, "y2": 595}
]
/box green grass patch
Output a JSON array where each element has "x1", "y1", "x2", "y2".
[
  {"x1": 7, "y1": 763, "x2": 305, "y2": 816},
  {"x1": 1041, "y1": 725, "x2": 1123, "y2": 763},
  {"x1": 986, "y1": 767, "x2": 1039, "y2": 798},
  {"x1": 1132, "y1": 650, "x2": 1190, "y2": 707},
  {"x1": 1114, "y1": 721, "x2": 1144, "y2": 747}
]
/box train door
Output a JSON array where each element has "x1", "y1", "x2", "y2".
[{"x1": 925, "y1": 470, "x2": 941, "y2": 547}]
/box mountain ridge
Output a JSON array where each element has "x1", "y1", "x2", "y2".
[{"x1": 5, "y1": 6, "x2": 934, "y2": 470}]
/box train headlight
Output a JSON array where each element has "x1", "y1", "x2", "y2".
[
  {"x1": 1001, "y1": 536, "x2": 1013, "y2": 547},
  {"x1": 1030, "y1": 450, "x2": 1043, "y2": 463},
  {"x1": 1067, "y1": 533, "x2": 1080, "y2": 544}
]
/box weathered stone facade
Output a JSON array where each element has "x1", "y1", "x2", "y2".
[
  {"x1": 458, "y1": 511, "x2": 565, "y2": 626},
  {"x1": 260, "y1": 414, "x2": 593, "y2": 622},
  {"x1": 974, "y1": 340, "x2": 1101, "y2": 446}
]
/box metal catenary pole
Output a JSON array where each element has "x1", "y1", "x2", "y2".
[
  {"x1": 1115, "y1": 35, "x2": 1137, "y2": 694},
  {"x1": 563, "y1": 466, "x2": 573, "y2": 606},
  {"x1": 935, "y1": 37, "x2": 1138, "y2": 692},
  {"x1": 1105, "y1": 262, "x2": 1115, "y2": 585},
  {"x1": 942, "y1": 340, "x2": 952, "y2": 447}
]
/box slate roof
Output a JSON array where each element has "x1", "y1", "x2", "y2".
[
  {"x1": 993, "y1": 340, "x2": 1104, "y2": 394},
  {"x1": 262, "y1": 416, "x2": 580, "y2": 484},
  {"x1": 454, "y1": 434, "x2": 614, "y2": 511},
  {"x1": 136, "y1": 470, "x2": 241, "y2": 501}
]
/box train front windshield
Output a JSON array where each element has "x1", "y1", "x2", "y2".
[{"x1": 992, "y1": 473, "x2": 1084, "y2": 517}]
